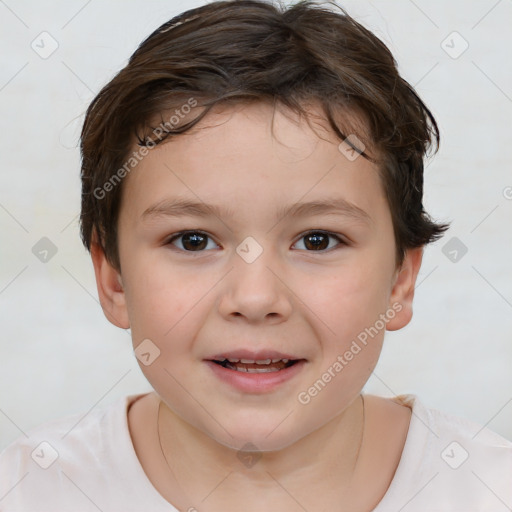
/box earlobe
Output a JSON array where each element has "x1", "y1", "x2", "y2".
[
  {"x1": 90, "y1": 240, "x2": 130, "y2": 329},
  {"x1": 386, "y1": 247, "x2": 424, "y2": 331}
]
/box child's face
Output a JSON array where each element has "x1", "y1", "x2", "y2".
[{"x1": 93, "y1": 101, "x2": 422, "y2": 451}]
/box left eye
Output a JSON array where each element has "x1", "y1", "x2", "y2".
[
  {"x1": 293, "y1": 231, "x2": 345, "y2": 252},
  {"x1": 166, "y1": 230, "x2": 344, "y2": 253}
]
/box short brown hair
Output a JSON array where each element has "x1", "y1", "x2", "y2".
[{"x1": 79, "y1": 0, "x2": 450, "y2": 272}]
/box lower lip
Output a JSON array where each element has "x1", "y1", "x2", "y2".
[{"x1": 204, "y1": 360, "x2": 306, "y2": 393}]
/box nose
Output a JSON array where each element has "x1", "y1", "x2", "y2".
[{"x1": 217, "y1": 246, "x2": 293, "y2": 324}]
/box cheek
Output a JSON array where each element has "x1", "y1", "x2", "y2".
[
  {"x1": 124, "y1": 259, "x2": 221, "y2": 377},
  {"x1": 312, "y1": 265, "x2": 391, "y2": 343},
  {"x1": 123, "y1": 257, "x2": 198, "y2": 342}
]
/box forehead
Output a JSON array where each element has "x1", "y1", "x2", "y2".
[{"x1": 120, "y1": 101, "x2": 387, "y2": 227}]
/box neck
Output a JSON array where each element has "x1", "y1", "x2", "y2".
[{"x1": 156, "y1": 393, "x2": 366, "y2": 508}]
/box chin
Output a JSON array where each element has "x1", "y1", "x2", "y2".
[{"x1": 206, "y1": 420, "x2": 304, "y2": 453}]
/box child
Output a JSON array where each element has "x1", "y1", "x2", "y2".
[{"x1": 1, "y1": 1, "x2": 511, "y2": 510}]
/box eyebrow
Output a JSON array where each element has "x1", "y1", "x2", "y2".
[{"x1": 141, "y1": 197, "x2": 372, "y2": 225}]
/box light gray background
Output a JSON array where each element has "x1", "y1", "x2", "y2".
[{"x1": 1, "y1": 0, "x2": 511, "y2": 452}]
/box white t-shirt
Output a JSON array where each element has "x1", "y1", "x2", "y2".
[{"x1": 1, "y1": 392, "x2": 511, "y2": 511}]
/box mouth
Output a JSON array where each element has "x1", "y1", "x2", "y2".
[
  {"x1": 204, "y1": 349, "x2": 307, "y2": 392},
  {"x1": 205, "y1": 357, "x2": 307, "y2": 393},
  {"x1": 210, "y1": 358, "x2": 301, "y2": 373}
]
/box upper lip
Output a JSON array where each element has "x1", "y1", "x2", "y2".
[{"x1": 207, "y1": 349, "x2": 303, "y2": 362}]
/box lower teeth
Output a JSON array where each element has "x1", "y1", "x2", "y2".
[{"x1": 235, "y1": 366, "x2": 279, "y2": 373}]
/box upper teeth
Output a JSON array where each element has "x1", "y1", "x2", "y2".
[{"x1": 227, "y1": 358, "x2": 289, "y2": 364}]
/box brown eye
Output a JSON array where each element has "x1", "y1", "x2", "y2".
[
  {"x1": 294, "y1": 231, "x2": 345, "y2": 252},
  {"x1": 305, "y1": 232, "x2": 328, "y2": 250},
  {"x1": 168, "y1": 231, "x2": 218, "y2": 252}
]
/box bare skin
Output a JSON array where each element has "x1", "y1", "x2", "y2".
[
  {"x1": 127, "y1": 391, "x2": 412, "y2": 511},
  {"x1": 92, "y1": 101, "x2": 422, "y2": 511}
]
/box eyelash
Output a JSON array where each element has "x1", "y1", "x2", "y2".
[{"x1": 165, "y1": 230, "x2": 347, "y2": 254}]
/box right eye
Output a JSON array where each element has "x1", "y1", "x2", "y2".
[{"x1": 166, "y1": 231, "x2": 220, "y2": 252}]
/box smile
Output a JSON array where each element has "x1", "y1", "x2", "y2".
[
  {"x1": 213, "y1": 359, "x2": 297, "y2": 373},
  {"x1": 206, "y1": 359, "x2": 306, "y2": 393}
]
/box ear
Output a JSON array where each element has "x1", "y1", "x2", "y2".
[
  {"x1": 386, "y1": 247, "x2": 424, "y2": 331},
  {"x1": 90, "y1": 237, "x2": 130, "y2": 329}
]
